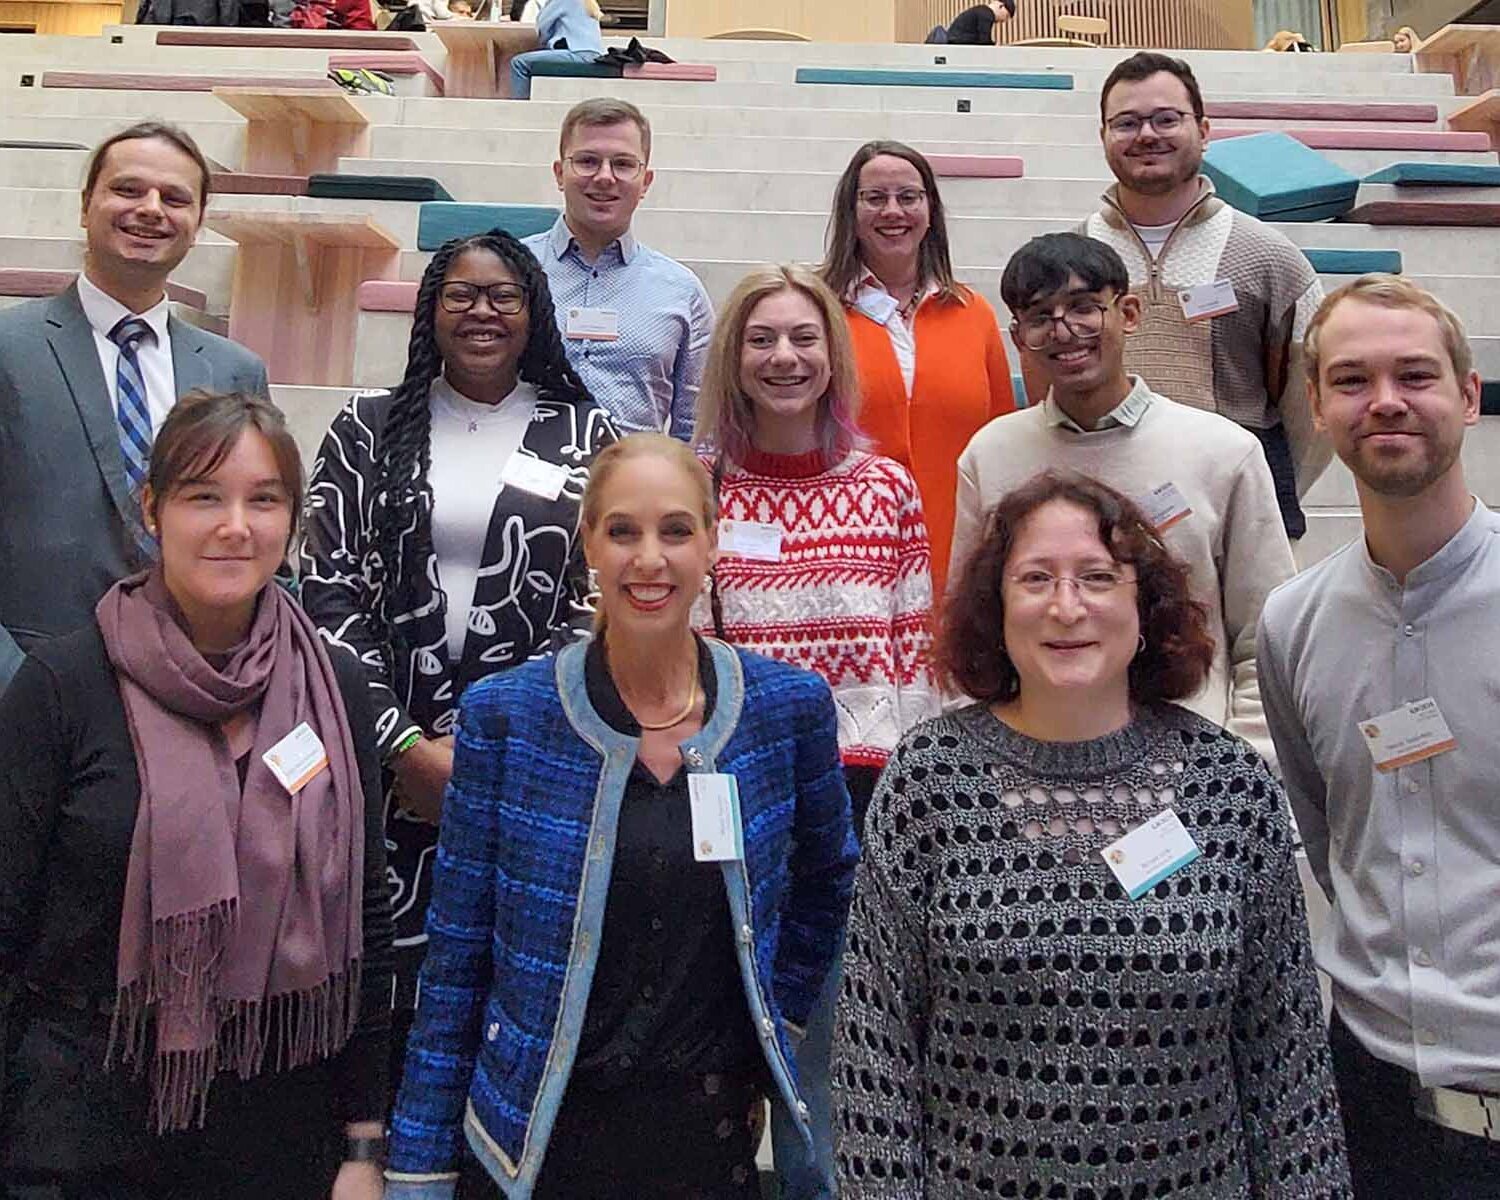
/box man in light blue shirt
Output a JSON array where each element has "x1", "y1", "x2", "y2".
[
  {"x1": 1258, "y1": 275, "x2": 1500, "y2": 1198},
  {"x1": 524, "y1": 98, "x2": 714, "y2": 440},
  {"x1": 508, "y1": 0, "x2": 604, "y2": 100}
]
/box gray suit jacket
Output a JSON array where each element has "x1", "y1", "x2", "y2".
[{"x1": 0, "y1": 283, "x2": 269, "y2": 692}]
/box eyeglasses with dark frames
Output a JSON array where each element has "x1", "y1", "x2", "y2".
[
  {"x1": 855, "y1": 187, "x2": 928, "y2": 212},
  {"x1": 439, "y1": 281, "x2": 528, "y2": 315},
  {"x1": 563, "y1": 153, "x2": 646, "y2": 181},
  {"x1": 1012, "y1": 297, "x2": 1120, "y2": 351},
  {"x1": 1104, "y1": 107, "x2": 1197, "y2": 139}
]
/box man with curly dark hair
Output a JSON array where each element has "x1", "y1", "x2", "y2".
[{"x1": 950, "y1": 232, "x2": 1293, "y2": 765}]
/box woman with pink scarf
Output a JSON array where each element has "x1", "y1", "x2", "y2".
[{"x1": 0, "y1": 391, "x2": 393, "y2": 1199}]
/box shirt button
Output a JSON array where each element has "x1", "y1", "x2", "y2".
[
  {"x1": 1413, "y1": 949, "x2": 1433, "y2": 968},
  {"x1": 797, "y1": 1101, "x2": 810, "y2": 1120},
  {"x1": 651, "y1": 917, "x2": 664, "y2": 932},
  {"x1": 761, "y1": 1017, "x2": 775, "y2": 1037},
  {"x1": 1404, "y1": 623, "x2": 1416, "y2": 637},
  {"x1": 1406, "y1": 779, "x2": 1421, "y2": 795},
  {"x1": 1408, "y1": 860, "x2": 1426, "y2": 876},
  {"x1": 739, "y1": 924, "x2": 753, "y2": 945},
  {"x1": 1418, "y1": 1028, "x2": 1439, "y2": 1046}
]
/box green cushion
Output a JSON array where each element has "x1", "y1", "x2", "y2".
[
  {"x1": 1203, "y1": 132, "x2": 1358, "y2": 221},
  {"x1": 309, "y1": 174, "x2": 453, "y2": 202},
  {"x1": 794, "y1": 67, "x2": 1072, "y2": 90},
  {"x1": 1363, "y1": 163, "x2": 1500, "y2": 186},
  {"x1": 1302, "y1": 248, "x2": 1403, "y2": 275},
  {"x1": 527, "y1": 58, "x2": 614, "y2": 78},
  {"x1": 417, "y1": 203, "x2": 560, "y2": 250}
]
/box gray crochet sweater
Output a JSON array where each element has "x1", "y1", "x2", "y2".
[{"x1": 832, "y1": 703, "x2": 1351, "y2": 1199}]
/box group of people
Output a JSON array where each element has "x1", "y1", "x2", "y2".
[{"x1": 0, "y1": 42, "x2": 1495, "y2": 1200}]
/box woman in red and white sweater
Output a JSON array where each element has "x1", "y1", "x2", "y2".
[
  {"x1": 695, "y1": 263, "x2": 939, "y2": 832},
  {"x1": 695, "y1": 261, "x2": 939, "y2": 1200}
]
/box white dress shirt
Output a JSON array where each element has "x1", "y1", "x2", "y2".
[
  {"x1": 427, "y1": 377, "x2": 538, "y2": 665},
  {"x1": 848, "y1": 265, "x2": 939, "y2": 399},
  {"x1": 76, "y1": 271, "x2": 176, "y2": 435}
]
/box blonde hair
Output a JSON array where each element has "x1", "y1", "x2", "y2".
[
  {"x1": 695, "y1": 264, "x2": 862, "y2": 467},
  {"x1": 1391, "y1": 25, "x2": 1419, "y2": 51},
  {"x1": 581, "y1": 434, "x2": 717, "y2": 632},
  {"x1": 1305, "y1": 273, "x2": 1473, "y2": 387}
]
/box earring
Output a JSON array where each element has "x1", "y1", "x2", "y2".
[
  {"x1": 1135, "y1": 634, "x2": 1147, "y2": 656},
  {"x1": 586, "y1": 567, "x2": 600, "y2": 596},
  {"x1": 702, "y1": 573, "x2": 713, "y2": 595}
]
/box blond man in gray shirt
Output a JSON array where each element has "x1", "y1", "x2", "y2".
[{"x1": 1257, "y1": 275, "x2": 1498, "y2": 1198}]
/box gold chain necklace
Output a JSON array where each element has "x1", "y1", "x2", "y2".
[{"x1": 631, "y1": 673, "x2": 699, "y2": 731}]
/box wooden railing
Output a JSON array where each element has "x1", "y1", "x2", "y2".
[{"x1": 898, "y1": 0, "x2": 1255, "y2": 49}]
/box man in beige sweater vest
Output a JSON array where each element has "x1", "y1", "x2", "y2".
[{"x1": 952, "y1": 233, "x2": 1293, "y2": 762}]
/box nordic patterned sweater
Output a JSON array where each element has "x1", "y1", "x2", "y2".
[
  {"x1": 696, "y1": 446, "x2": 939, "y2": 768},
  {"x1": 833, "y1": 702, "x2": 1352, "y2": 1200}
]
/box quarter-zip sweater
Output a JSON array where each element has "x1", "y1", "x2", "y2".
[
  {"x1": 1078, "y1": 179, "x2": 1329, "y2": 519},
  {"x1": 385, "y1": 638, "x2": 858, "y2": 1199}
]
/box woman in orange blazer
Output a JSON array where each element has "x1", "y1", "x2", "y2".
[{"x1": 820, "y1": 140, "x2": 1016, "y2": 595}]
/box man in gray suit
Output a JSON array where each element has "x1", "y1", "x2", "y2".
[{"x1": 0, "y1": 121, "x2": 268, "y2": 693}]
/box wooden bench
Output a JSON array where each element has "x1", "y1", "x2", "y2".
[
  {"x1": 213, "y1": 87, "x2": 371, "y2": 177},
  {"x1": 207, "y1": 209, "x2": 400, "y2": 387},
  {"x1": 0, "y1": 268, "x2": 206, "y2": 308},
  {"x1": 1342, "y1": 200, "x2": 1500, "y2": 227},
  {"x1": 1210, "y1": 127, "x2": 1493, "y2": 152},
  {"x1": 1415, "y1": 23, "x2": 1500, "y2": 95},
  {"x1": 1203, "y1": 100, "x2": 1438, "y2": 123},
  {"x1": 156, "y1": 28, "x2": 418, "y2": 50},
  {"x1": 40, "y1": 70, "x2": 336, "y2": 92},
  {"x1": 431, "y1": 21, "x2": 538, "y2": 100},
  {"x1": 1447, "y1": 91, "x2": 1500, "y2": 153},
  {"x1": 327, "y1": 50, "x2": 445, "y2": 96}
]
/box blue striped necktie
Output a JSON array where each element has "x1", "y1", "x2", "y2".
[{"x1": 109, "y1": 315, "x2": 153, "y2": 494}]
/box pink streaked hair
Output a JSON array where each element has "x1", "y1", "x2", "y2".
[{"x1": 694, "y1": 264, "x2": 864, "y2": 466}]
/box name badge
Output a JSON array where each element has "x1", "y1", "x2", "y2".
[
  {"x1": 502, "y1": 453, "x2": 568, "y2": 501},
  {"x1": 1177, "y1": 279, "x2": 1239, "y2": 323},
  {"x1": 718, "y1": 518, "x2": 784, "y2": 562},
  {"x1": 565, "y1": 306, "x2": 620, "y2": 341},
  {"x1": 688, "y1": 773, "x2": 745, "y2": 862},
  {"x1": 1138, "y1": 481, "x2": 1194, "y2": 532},
  {"x1": 262, "y1": 722, "x2": 329, "y2": 795},
  {"x1": 1359, "y1": 697, "x2": 1456, "y2": 773},
  {"x1": 1101, "y1": 808, "x2": 1201, "y2": 900}
]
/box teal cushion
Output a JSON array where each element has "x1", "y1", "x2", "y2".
[
  {"x1": 528, "y1": 58, "x2": 614, "y2": 78},
  {"x1": 794, "y1": 67, "x2": 1072, "y2": 90},
  {"x1": 1364, "y1": 163, "x2": 1500, "y2": 186},
  {"x1": 1302, "y1": 248, "x2": 1403, "y2": 274},
  {"x1": 309, "y1": 174, "x2": 453, "y2": 202},
  {"x1": 1483, "y1": 379, "x2": 1499, "y2": 417},
  {"x1": 1203, "y1": 132, "x2": 1358, "y2": 221},
  {"x1": 417, "y1": 203, "x2": 560, "y2": 251}
]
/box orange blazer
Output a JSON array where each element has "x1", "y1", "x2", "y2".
[{"x1": 845, "y1": 290, "x2": 1016, "y2": 596}]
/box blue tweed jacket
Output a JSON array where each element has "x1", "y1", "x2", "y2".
[{"x1": 386, "y1": 637, "x2": 858, "y2": 1199}]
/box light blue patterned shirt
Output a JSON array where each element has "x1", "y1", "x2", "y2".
[
  {"x1": 535, "y1": 0, "x2": 602, "y2": 52},
  {"x1": 525, "y1": 216, "x2": 714, "y2": 441}
]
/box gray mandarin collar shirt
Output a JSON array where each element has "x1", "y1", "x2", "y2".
[{"x1": 1257, "y1": 499, "x2": 1500, "y2": 1091}]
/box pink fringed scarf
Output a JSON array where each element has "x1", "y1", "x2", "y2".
[{"x1": 95, "y1": 570, "x2": 364, "y2": 1133}]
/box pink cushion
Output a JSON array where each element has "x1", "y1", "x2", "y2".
[
  {"x1": 41, "y1": 70, "x2": 335, "y2": 91},
  {"x1": 1211, "y1": 127, "x2": 1492, "y2": 151},
  {"x1": 0, "y1": 268, "x2": 206, "y2": 308},
  {"x1": 925, "y1": 154, "x2": 1024, "y2": 178},
  {"x1": 210, "y1": 171, "x2": 310, "y2": 195},
  {"x1": 621, "y1": 62, "x2": 717, "y2": 81},
  {"x1": 328, "y1": 51, "x2": 444, "y2": 93},
  {"x1": 358, "y1": 280, "x2": 418, "y2": 313},
  {"x1": 1205, "y1": 100, "x2": 1438, "y2": 123}
]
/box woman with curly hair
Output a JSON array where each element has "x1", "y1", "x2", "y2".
[
  {"x1": 832, "y1": 471, "x2": 1351, "y2": 1200},
  {"x1": 300, "y1": 229, "x2": 616, "y2": 1087}
]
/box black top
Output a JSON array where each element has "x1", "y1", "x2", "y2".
[
  {"x1": 571, "y1": 637, "x2": 761, "y2": 1091},
  {"x1": 0, "y1": 621, "x2": 394, "y2": 1126},
  {"x1": 946, "y1": 2, "x2": 998, "y2": 43}
]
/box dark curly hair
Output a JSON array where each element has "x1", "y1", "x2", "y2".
[
  {"x1": 369, "y1": 228, "x2": 593, "y2": 630},
  {"x1": 938, "y1": 470, "x2": 1214, "y2": 705}
]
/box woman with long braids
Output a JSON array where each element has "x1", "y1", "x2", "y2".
[
  {"x1": 694, "y1": 265, "x2": 939, "y2": 1200},
  {"x1": 300, "y1": 229, "x2": 617, "y2": 1088}
]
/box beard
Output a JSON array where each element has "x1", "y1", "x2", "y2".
[
  {"x1": 1350, "y1": 434, "x2": 1462, "y2": 498},
  {"x1": 1116, "y1": 145, "x2": 1203, "y2": 196}
]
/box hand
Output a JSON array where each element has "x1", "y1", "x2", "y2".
[
  {"x1": 331, "y1": 1159, "x2": 383, "y2": 1200},
  {"x1": 392, "y1": 735, "x2": 455, "y2": 824}
]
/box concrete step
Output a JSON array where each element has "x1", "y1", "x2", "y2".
[
  {"x1": 1303, "y1": 419, "x2": 1500, "y2": 510},
  {"x1": 0, "y1": 115, "x2": 246, "y2": 169},
  {"x1": 269, "y1": 383, "x2": 351, "y2": 462}
]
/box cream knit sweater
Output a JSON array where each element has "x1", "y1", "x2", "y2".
[{"x1": 950, "y1": 377, "x2": 1294, "y2": 763}]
